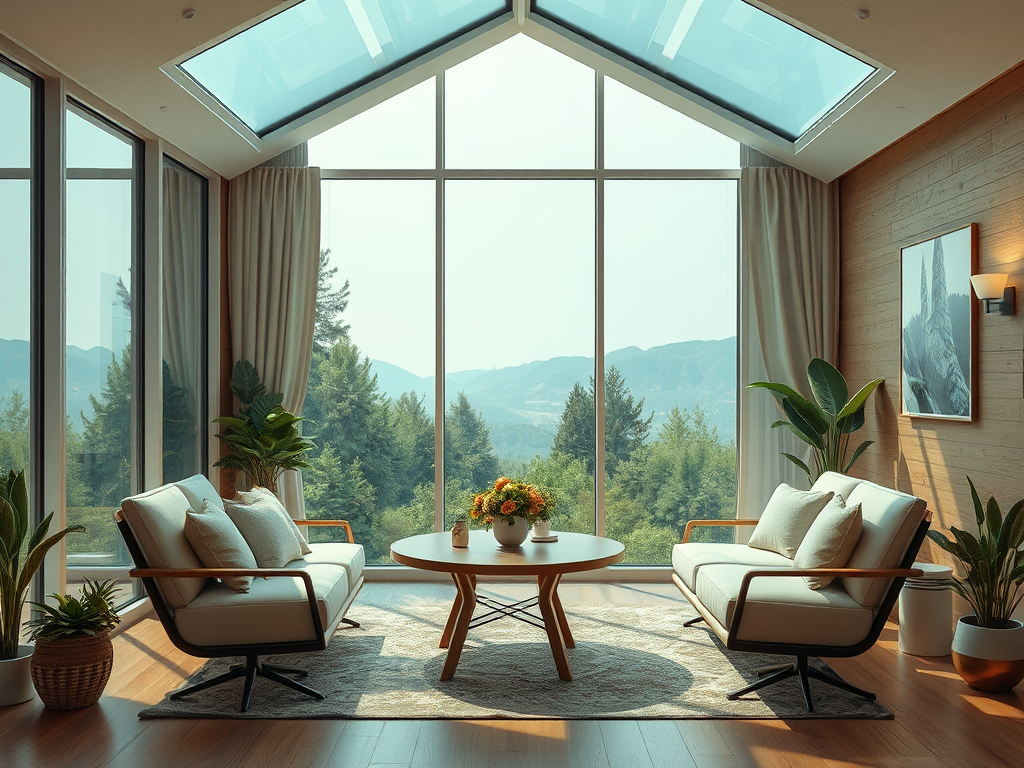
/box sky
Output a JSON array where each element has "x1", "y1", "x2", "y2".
[
  {"x1": 311, "y1": 34, "x2": 739, "y2": 378},
  {"x1": 2, "y1": 34, "x2": 739, "y2": 377}
]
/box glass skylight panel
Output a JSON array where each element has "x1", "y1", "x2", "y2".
[
  {"x1": 180, "y1": 0, "x2": 510, "y2": 136},
  {"x1": 533, "y1": 0, "x2": 876, "y2": 141}
]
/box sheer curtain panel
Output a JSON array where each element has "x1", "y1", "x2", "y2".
[{"x1": 227, "y1": 166, "x2": 320, "y2": 518}]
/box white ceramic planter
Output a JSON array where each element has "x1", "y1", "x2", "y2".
[
  {"x1": 532, "y1": 520, "x2": 552, "y2": 539},
  {"x1": 492, "y1": 516, "x2": 529, "y2": 546},
  {"x1": 0, "y1": 645, "x2": 36, "y2": 707},
  {"x1": 951, "y1": 616, "x2": 1024, "y2": 692}
]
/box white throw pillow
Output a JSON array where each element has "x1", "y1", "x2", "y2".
[
  {"x1": 747, "y1": 484, "x2": 834, "y2": 559},
  {"x1": 793, "y1": 494, "x2": 863, "y2": 589},
  {"x1": 239, "y1": 486, "x2": 313, "y2": 555},
  {"x1": 184, "y1": 499, "x2": 258, "y2": 592},
  {"x1": 224, "y1": 495, "x2": 304, "y2": 568}
]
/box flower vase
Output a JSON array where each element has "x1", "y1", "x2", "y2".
[{"x1": 492, "y1": 516, "x2": 530, "y2": 547}]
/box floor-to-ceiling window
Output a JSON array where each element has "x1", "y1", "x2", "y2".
[
  {"x1": 307, "y1": 34, "x2": 738, "y2": 565},
  {"x1": 0, "y1": 59, "x2": 36, "y2": 488},
  {"x1": 162, "y1": 156, "x2": 209, "y2": 484},
  {"x1": 64, "y1": 101, "x2": 142, "y2": 598}
]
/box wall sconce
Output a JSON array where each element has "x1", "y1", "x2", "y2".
[{"x1": 970, "y1": 273, "x2": 1015, "y2": 315}]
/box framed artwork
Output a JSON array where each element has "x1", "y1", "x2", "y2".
[{"x1": 900, "y1": 223, "x2": 977, "y2": 420}]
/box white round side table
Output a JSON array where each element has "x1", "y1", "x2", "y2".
[{"x1": 898, "y1": 562, "x2": 954, "y2": 656}]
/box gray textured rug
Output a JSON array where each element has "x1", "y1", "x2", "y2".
[{"x1": 139, "y1": 601, "x2": 892, "y2": 720}]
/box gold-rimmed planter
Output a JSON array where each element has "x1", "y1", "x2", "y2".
[{"x1": 951, "y1": 617, "x2": 1024, "y2": 692}]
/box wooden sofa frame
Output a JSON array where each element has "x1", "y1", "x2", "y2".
[
  {"x1": 116, "y1": 512, "x2": 364, "y2": 712},
  {"x1": 673, "y1": 514, "x2": 930, "y2": 712}
]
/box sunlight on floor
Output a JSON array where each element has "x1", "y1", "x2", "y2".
[{"x1": 961, "y1": 693, "x2": 1024, "y2": 718}]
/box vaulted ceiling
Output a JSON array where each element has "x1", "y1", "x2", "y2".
[{"x1": 2, "y1": 1, "x2": 1023, "y2": 182}]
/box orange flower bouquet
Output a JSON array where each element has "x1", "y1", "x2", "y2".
[{"x1": 468, "y1": 476, "x2": 555, "y2": 529}]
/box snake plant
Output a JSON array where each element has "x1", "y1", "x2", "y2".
[
  {"x1": 0, "y1": 470, "x2": 84, "y2": 659},
  {"x1": 927, "y1": 478, "x2": 1024, "y2": 629},
  {"x1": 748, "y1": 358, "x2": 884, "y2": 484}
]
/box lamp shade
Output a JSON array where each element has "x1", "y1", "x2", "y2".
[{"x1": 970, "y1": 273, "x2": 1008, "y2": 300}]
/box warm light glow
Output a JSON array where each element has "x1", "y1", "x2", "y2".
[{"x1": 970, "y1": 273, "x2": 1008, "y2": 299}]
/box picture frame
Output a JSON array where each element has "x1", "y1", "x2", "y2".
[{"x1": 900, "y1": 223, "x2": 977, "y2": 420}]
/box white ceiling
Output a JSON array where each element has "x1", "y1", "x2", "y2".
[{"x1": 1, "y1": 0, "x2": 1022, "y2": 182}]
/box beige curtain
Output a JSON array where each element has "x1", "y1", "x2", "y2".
[
  {"x1": 163, "y1": 166, "x2": 206, "y2": 481},
  {"x1": 228, "y1": 166, "x2": 320, "y2": 518},
  {"x1": 737, "y1": 166, "x2": 839, "y2": 524}
]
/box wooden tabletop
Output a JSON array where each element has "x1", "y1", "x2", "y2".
[{"x1": 390, "y1": 531, "x2": 625, "y2": 576}]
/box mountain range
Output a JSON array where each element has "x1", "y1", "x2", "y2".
[{"x1": 0, "y1": 336, "x2": 737, "y2": 460}]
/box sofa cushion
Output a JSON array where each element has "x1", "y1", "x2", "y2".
[
  {"x1": 793, "y1": 494, "x2": 863, "y2": 589},
  {"x1": 672, "y1": 543, "x2": 792, "y2": 590},
  {"x1": 184, "y1": 500, "x2": 258, "y2": 593},
  {"x1": 238, "y1": 487, "x2": 313, "y2": 555},
  {"x1": 811, "y1": 471, "x2": 863, "y2": 501},
  {"x1": 174, "y1": 474, "x2": 223, "y2": 514},
  {"x1": 292, "y1": 543, "x2": 365, "y2": 593},
  {"x1": 120, "y1": 486, "x2": 205, "y2": 608},
  {"x1": 695, "y1": 563, "x2": 874, "y2": 647},
  {"x1": 747, "y1": 484, "x2": 834, "y2": 559},
  {"x1": 842, "y1": 481, "x2": 927, "y2": 607},
  {"x1": 174, "y1": 562, "x2": 350, "y2": 647},
  {"x1": 224, "y1": 495, "x2": 305, "y2": 568}
]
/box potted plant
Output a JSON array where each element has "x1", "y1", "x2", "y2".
[
  {"x1": 0, "y1": 470, "x2": 84, "y2": 707},
  {"x1": 928, "y1": 477, "x2": 1024, "y2": 692},
  {"x1": 748, "y1": 358, "x2": 884, "y2": 483},
  {"x1": 468, "y1": 477, "x2": 555, "y2": 547},
  {"x1": 26, "y1": 579, "x2": 120, "y2": 709},
  {"x1": 214, "y1": 360, "x2": 316, "y2": 493}
]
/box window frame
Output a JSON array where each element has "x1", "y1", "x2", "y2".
[{"x1": 315, "y1": 49, "x2": 741, "y2": 558}]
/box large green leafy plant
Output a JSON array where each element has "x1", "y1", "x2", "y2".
[
  {"x1": 927, "y1": 478, "x2": 1024, "y2": 629},
  {"x1": 0, "y1": 471, "x2": 84, "y2": 660},
  {"x1": 748, "y1": 358, "x2": 884, "y2": 484},
  {"x1": 26, "y1": 579, "x2": 121, "y2": 641},
  {"x1": 214, "y1": 361, "x2": 315, "y2": 493}
]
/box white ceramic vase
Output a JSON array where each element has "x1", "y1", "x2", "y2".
[
  {"x1": 492, "y1": 516, "x2": 529, "y2": 547},
  {"x1": 951, "y1": 616, "x2": 1024, "y2": 692},
  {"x1": 0, "y1": 645, "x2": 35, "y2": 707}
]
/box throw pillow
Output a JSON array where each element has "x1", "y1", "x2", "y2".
[
  {"x1": 793, "y1": 493, "x2": 864, "y2": 589},
  {"x1": 240, "y1": 486, "x2": 313, "y2": 555},
  {"x1": 224, "y1": 494, "x2": 304, "y2": 568},
  {"x1": 747, "y1": 484, "x2": 834, "y2": 559},
  {"x1": 184, "y1": 499, "x2": 258, "y2": 593}
]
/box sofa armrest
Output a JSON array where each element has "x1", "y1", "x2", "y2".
[
  {"x1": 730, "y1": 567, "x2": 924, "y2": 644},
  {"x1": 293, "y1": 519, "x2": 356, "y2": 544},
  {"x1": 129, "y1": 567, "x2": 326, "y2": 641},
  {"x1": 683, "y1": 518, "x2": 759, "y2": 543}
]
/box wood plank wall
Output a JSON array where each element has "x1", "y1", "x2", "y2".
[{"x1": 839, "y1": 62, "x2": 1024, "y2": 605}]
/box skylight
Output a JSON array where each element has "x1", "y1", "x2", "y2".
[
  {"x1": 532, "y1": 0, "x2": 879, "y2": 143},
  {"x1": 178, "y1": 0, "x2": 511, "y2": 136}
]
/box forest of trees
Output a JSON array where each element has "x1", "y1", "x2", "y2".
[{"x1": 0, "y1": 248, "x2": 738, "y2": 566}]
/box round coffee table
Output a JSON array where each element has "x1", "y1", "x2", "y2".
[{"x1": 391, "y1": 531, "x2": 625, "y2": 681}]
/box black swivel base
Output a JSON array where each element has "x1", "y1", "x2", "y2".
[
  {"x1": 170, "y1": 654, "x2": 326, "y2": 713},
  {"x1": 727, "y1": 655, "x2": 876, "y2": 712}
]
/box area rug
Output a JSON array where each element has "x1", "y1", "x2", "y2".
[{"x1": 139, "y1": 600, "x2": 892, "y2": 720}]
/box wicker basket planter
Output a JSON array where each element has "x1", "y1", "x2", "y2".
[{"x1": 30, "y1": 631, "x2": 113, "y2": 710}]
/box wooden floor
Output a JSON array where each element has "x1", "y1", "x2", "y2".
[{"x1": 2, "y1": 582, "x2": 1022, "y2": 768}]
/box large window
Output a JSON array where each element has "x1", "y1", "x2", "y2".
[
  {"x1": 0, "y1": 60, "x2": 35, "y2": 487},
  {"x1": 162, "y1": 156, "x2": 209, "y2": 484},
  {"x1": 64, "y1": 102, "x2": 142, "y2": 598},
  {"x1": 308, "y1": 34, "x2": 738, "y2": 565}
]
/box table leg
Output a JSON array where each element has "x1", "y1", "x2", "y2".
[
  {"x1": 440, "y1": 572, "x2": 476, "y2": 681},
  {"x1": 537, "y1": 573, "x2": 572, "y2": 681},
  {"x1": 440, "y1": 573, "x2": 463, "y2": 649},
  {"x1": 549, "y1": 574, "x2": 575, "y2": 649}
]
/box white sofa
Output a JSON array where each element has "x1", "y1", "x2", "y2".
[
  {"x1": 116, "y1": 474, "x2": 364, "y2": 712},
  {"x1": 672, "y1": 471, "x2": 929, "y2": 711}
]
